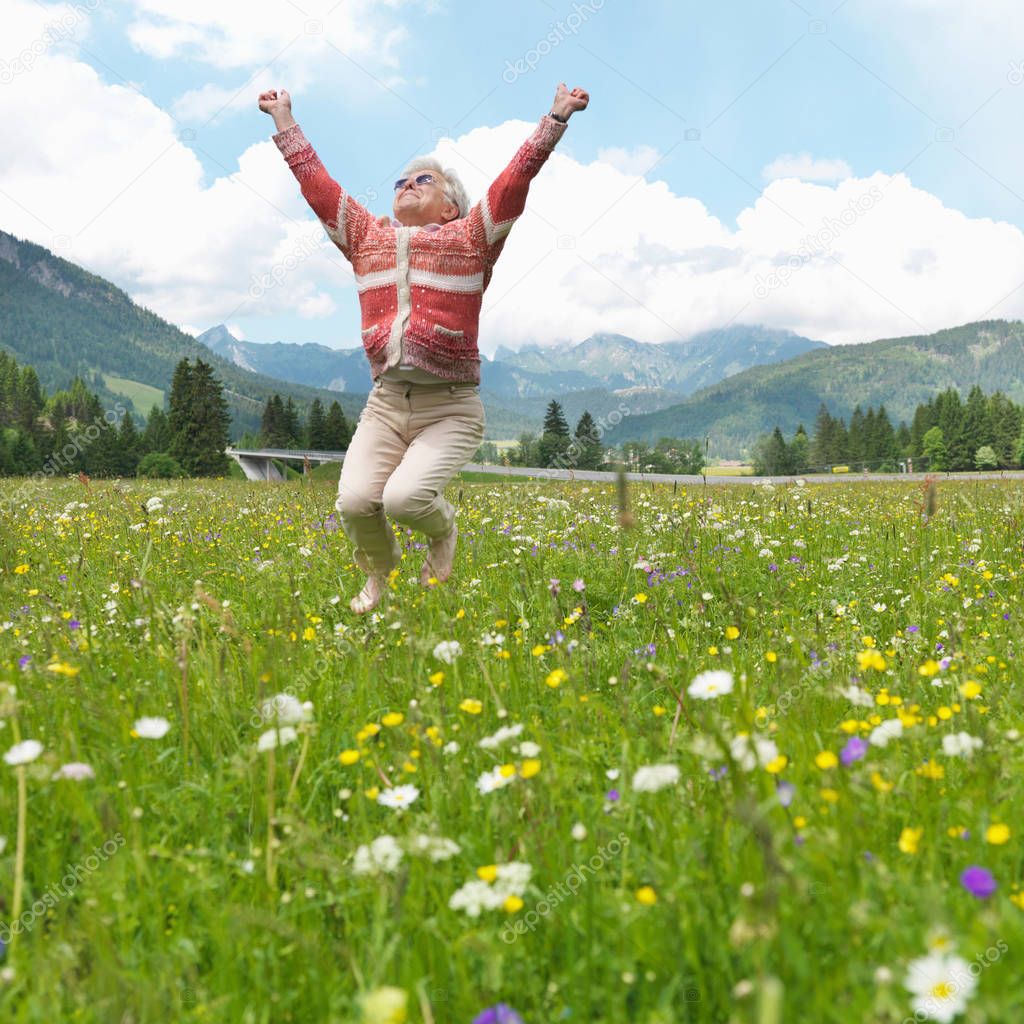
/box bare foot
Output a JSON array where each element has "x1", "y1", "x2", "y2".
[
  {"x1": 420, "y1": 522, "x2": 458, "y2": 585},
  {"x1": 350, "y1": 574, "x2": 386, "y2": 614}
]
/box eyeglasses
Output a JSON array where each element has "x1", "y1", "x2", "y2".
[{"x1": 394, "y1": 172, "x2": 440, "y2": 192}]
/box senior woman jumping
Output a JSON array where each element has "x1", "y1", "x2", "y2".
[{"x1": 260, "y1": 82, "x2": 589, "y2": 613}]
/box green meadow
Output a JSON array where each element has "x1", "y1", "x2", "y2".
[{"x1": 0, "y1": 475, "x2": 1022, "y2": 1023}]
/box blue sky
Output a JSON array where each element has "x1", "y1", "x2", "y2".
[{"x1": 4, "y1": 0, "x2": 1024, "y2": 352}]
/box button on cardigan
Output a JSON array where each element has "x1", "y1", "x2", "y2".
[{"x1": 272, "y1": 115, "x2": 568, "y2": 384}]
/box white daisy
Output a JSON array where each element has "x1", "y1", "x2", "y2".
[
  {"x1": 476, "y1": 766, "x2": 516, "y2": 794},
  {"x1": 432, "y1": 640, "x2": 462, "y2": 664},
  {"x1": 631, "y1": 763, "x2": 681, "y2": 793},
  {"x1": 256, "y1": 726, "x2": 297, "y2": 752},
  {"x1": 729, "y1": 734, "x2": 779, "y2": 772},
  {"x1": 688, "y1": 669, "x2": 734, "y2": 700},
  {"x1": 376, "y1": 785, "x2": 420, "y2": 810},
  {"x1": 869, "y1": 719, "x2": 903, "y2": 748},
  {"x1": 4, "y1": 739, "x2": 43, "y2": 766},
  {"x1": 941, "y1": 732, "x2": 983, "y2": 758},
  {"x1": 352, "y1": 835, "x2": 404, "y2": 876},
  {"x1": 52, "y1": 762, "x2": 94, "y2": 781},
  {"x1": 259, "y1": 693, "x2": 313, "y2": 725},
  {"x1": 478, "y1": 723, "x2": 524, "y2": 750},
  {"x1": 133, "y1": 717, "x2": 171, "y2": 739},
  {"x1": 904, "y1": 952, "x2": 976, "y2": 1023}
]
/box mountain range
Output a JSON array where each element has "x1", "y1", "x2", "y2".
[
  {"x1": 5, "y1": 226, "x2": 1024, "y2": 456},
  {"x1": 611, "y1": 319, "x2": 1024, "y2": 452},
  {"x1": 0, "y1": 230, "x2": 366, "y2": 437}
]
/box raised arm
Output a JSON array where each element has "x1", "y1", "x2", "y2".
[
  {"x1": 258, "y1": 88, "x2": 375, "y2": 262},
  {"x1": 467, "y1": 83, "x2": 589, "y2": 261}
]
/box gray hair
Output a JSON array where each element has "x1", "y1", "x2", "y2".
[{"x1": 400, "y1": 156, "x2": 470, "y2": 220}]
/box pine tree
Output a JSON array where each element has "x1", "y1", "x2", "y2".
[
  {"x1": 324, "y1": 401, "x2": 351, "y2": 449},
  {"x1": 790, "y1": 425, "x2": 810, "y2": 473},
  {"x1": 142, "y1": 404, "x2": 172, "y2": 454},
  {"x1": 282, "y1": 396, "x2": 301, "y2": 448},
  {"x1": 573, "y1": 410, "x2": 604, "y2": 469},
  {"x1": 538, "y1": 400, "x2": 571, "y2": 468},
  {"x1": 117, "y1": 411, "x2": 142, "y2": 477},
  {"x1": 167, "y1": 358, "x2": 231, "y2": 476},
  {"x1": 306, "y1": 398, "x2": 329, "y2": 449},
  {"x1": 260, "y1": 395, "x2": 281, "y2": 447}
]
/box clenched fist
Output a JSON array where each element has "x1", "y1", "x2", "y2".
[
  {"x1": 258, "y1": 89, "x2": 296, "y2": 131},
  {"x1": 551, "y1": 83, "x2": 590, "y2": 120}
]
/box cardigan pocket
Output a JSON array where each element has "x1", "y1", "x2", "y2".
[
  {"x1": 360, "y1": 323, "x2": 389, "y2": 355},
  {"x1": 433, "y1": 324, "x2": 465, "y2": 341}
]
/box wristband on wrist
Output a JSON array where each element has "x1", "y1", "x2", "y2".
[{"x1": 548, "y1": 110, "x2": 568, "y2": 123}]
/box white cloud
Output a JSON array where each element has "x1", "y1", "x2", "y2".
[
  {"x1": 0, "y1": 1, "x2": 347, "y2": 331},
  {"x1": 126, "y1": 0, "x2": 415, "y2": 125},
  {"x1": 226, "y1": 323, "x2": 246, "y2": 340},
  {"x1": 762, "y1": 153, "x2": 853, "y2": 182},
  {"x1": 596, "y1": 144, "x2": 664, "y2": 177},
  {"x1": 5, "y1": 0, "x2": 1024, "y2": 358}
]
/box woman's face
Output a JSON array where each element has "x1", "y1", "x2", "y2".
[{"x1": 392, "y1": 173, "x2": 459, "y2": 227}]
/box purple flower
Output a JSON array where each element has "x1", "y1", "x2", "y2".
[
  {"x1": 906, "y1": 625, "x2": 919, "y2": 633},
  {"x1": 960, "y1": 865, "x2": 996, "y2": 899},
  {"x1": 17, "y1": 655, "x2": 31, "y2": 669},
  {"x1": 775, "y1": 780, "x2": 796, "y2": 807},
  {"x1": 840, "y1": 737, "x2": 868, "y2": 766},
  {"x1": 708, "y1": 765, "x2": 728, "y2": 780},
  {"x1": 549, "y1": 578, "x2": 561, "y2": 596},
  {"x1": 572, "y1": 578, "x2": 586, "y2": 592},
  {"x1": 473, "y1": 1006, "x2": 524, "y2": 1024},
  {"x1": 606, "y1": 789, "x2": 620, "y2": 802}
]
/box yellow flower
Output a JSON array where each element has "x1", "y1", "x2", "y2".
[
  {"x1": 476, "y1": 864, "x2": 498, "y2": 882},
  {"x1": 13, "y1": 563, "x2": 29, "y2": 574},
  {"x1": 918, "y1": 660, "x2": 940, "y2": 678},
  {"x1": 503, "y1": 895, "x2": 524, "y2": 913},
  {"x1": 381, "y1": 712, "x2": 404, "y2": 728},
  {"x1": 364, "y1": 786, "x2": 380, "y2": 801},
  {"x1": 959, "y1": 680, "x2": 982, "y2": 699},
  {"x1": 724, "y1": 625, "x2": 740, "y2": 640},
  {"x1": 531, "y1": 644, "x2": 550, "y2": 657},
  {"x1": 765, "y1": 651, "x2": 777, "y2": 663},
  {"x1": 302, "y1": 626, "x2": 316, "y2": 641},
  {"x1": 898, "y1": 826, "x2": 923, "y2": 854},
  {"x1": 870, "y1": 771, "x2": 893, "y2": 793},
  {"x1": 839, "y1": 719, "x2": 859, "y2": 734},
  {"x1": 652, "y1": 705, "x2": 667, "y2": 717},
  {"x1": 793, "y1": 816, "x2": 807, "y2": 828},
  {"x1": 915, "y1": 760, "x2": 944, "y2": 780},
  {"x1": 359, "y1": 985, "x2": 408, "y2": 1024},
  {"x1": 635, "y1": 885, "x2": 657, "y2": 905},
  {"x1": 519, "y1": 759, "x2": 541, "y2": 779},
  {"x1": 1010, "y1": 892, "x2": 1024, "y2": 911},
  {"x1": 46, "y1": 661, "x2": 80, "y2": 677},
  {"x1": 707, "y1": 645, "x2": 719, "y2": 656},
  {"x1": 428, "y1": 671, "x2": 444, "y2": 686},
  {"x1": 985, "y1": 823, "x2": 1011, "y2": 845},
  {"x1": 357, "y1": 723, "x2": 382, "y2": 742},
  {"x1": 819, "y1": 788, "x2": 840, "y2": 803},
  {"x1": 498, "y1": 763, "x2": 517, "y2": 778},
  {"x1": 458, "y1": 698, "x2": 483, "y2": 715},
  {"x1": 857, "y1": 649, "x2": 887, "y2": 672},
  {"x1": 632, "y1": 593, "x2": 648, "y2": 604},
  {"x1": 814, "y1": 751, "x2": 838, "y2": 770},
  {"x1": 545, "y1": 668, "x2": 568, "y2": 689},
  {"x1": 338, "y1": 749, "x2": 360, "y2": 766},
  {"x1": 765, "y1": 755, "x2": 788, "y2": 774}
]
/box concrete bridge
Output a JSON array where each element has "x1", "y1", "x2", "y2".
[{"x1": 225, "y1": 447, "x2": 347, "y2": 482}]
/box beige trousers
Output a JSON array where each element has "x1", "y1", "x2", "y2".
[{"x1": 335, "y1": 377, "x2": 486, "y2": 574}]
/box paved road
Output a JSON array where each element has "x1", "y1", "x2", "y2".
[{"x1": 460, "y1": 464, "x2": 1024, "y2": 486}]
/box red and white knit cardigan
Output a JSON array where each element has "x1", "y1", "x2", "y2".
[{"x1": 272, "y1": 116, "x2": 568, "y2": 383}]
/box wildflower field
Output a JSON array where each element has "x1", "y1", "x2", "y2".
[{"x1": 1, "y1": 474, "x2": 1023, "y2": 1024}]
